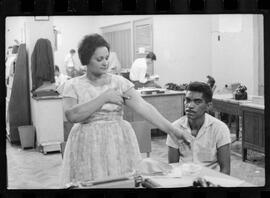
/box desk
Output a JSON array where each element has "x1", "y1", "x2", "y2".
[
  {"x1": 212, "y1": 95, "x2": 251, "y2": 141},
  {"x1": 124, "y1": 90, "x2": 185, "y2": 124},
  {"x1": 240, "y1": 103, "x2": 265, "y2": 161},
  {"x1": 123, "y1": 91, "x2": 185, "y2": 156},
  {"x1": 82, "y1": 164, "x2": 253, "y2": 188}
]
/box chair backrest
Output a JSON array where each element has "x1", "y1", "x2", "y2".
[
  {"x1": 60, "y1": 142, "x2": 66, "y2": 158},
  {"x1": 130, "y1": 121, "x2": 152, "y2": 154}
]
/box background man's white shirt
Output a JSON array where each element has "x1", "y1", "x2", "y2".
[
  {"x1": 129, "y1": 58, "x2": 148, "y2": 83},
  {"x1": 64, "y1": 53, "x2": 74, "y2": 68}
]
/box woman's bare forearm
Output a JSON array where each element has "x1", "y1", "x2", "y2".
[
  {"x1": 65, "y1": 96, "x2": 106, "y2": 123},
  {"x1": 131, "y1": 100, "x2": 174, "y2": 135}
]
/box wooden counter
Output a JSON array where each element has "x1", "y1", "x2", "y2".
[
  {"x1": 212, "y1": 94, "x2": 251, "y2": 141},
  {"x1": 240, "y1": 103, "x2": 265, "y2": 161},
  {"x1": 123, "y1": 90, "x2": 185, "y2": 156},
  {"x1": 124, "y1": 90, "x2": 185, "y2": 124}
]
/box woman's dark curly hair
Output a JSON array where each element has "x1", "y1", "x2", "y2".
[{"x1": 78, "y1": 34, "x2": 110, "y2": 66}]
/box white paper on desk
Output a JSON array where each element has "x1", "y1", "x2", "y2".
[
  {"x1": 213, "y1": 94, "x2": 233, "y2": 99},
  {"x1": 145, "y1": 177, "x2": 194, "y2": 188},
  {"x1": 203, "y1": 175, "x2": 245, "y2": 187}
]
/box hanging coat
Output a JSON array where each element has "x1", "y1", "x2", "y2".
[
  {"x1": 8, "y1": 44, "x2": 31, "y2": 142},
  {"x1": 31, "y1": 38, "x2": 55, "y2": 91}
]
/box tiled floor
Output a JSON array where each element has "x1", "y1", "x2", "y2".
[{"x1": 6, "y1": 129, "x2": 265, "y2": 189}]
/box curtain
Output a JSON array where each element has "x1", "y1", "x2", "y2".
[{"x1": 103, "y1": 29, "x2": 132, "y2": 69}]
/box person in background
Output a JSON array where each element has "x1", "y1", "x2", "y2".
[
  {"x1": 60, "y1": 34, "x2": 193, "y2": 187},
  {"x1": 206, "y1": 75, "x2": 216, "y2": 116},
  {"x1": 54, "y1": 65, "x2": 69, "y2": 89},
  {"x1": 206, "y1": 75, "x2": 216, "y2": 93},
  {"x1": 166, "y1": 81, "x2": 231, "y2": 175},
  {"x1": 107, "y1": 51, "x2": 121, "y2": 74},
  {"x1": 129, "y1": 52, "x2": 160, "y2": 89},
  {"x1": 64, "y1": 49, "x2": 76, "y2": 78}
]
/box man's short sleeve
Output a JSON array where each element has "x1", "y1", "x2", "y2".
[
  {"x1": 215, "y1": 122, "x2": 231, "y2": 148},
  {"x1": 117, "y1": 75, "x2": 134, "y2": 93}
]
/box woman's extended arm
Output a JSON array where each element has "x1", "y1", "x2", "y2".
[
  {"x1": 124, "y1": 88, "x2": 192, "y2": 145},
  {"x1": 64, "y1": 88, "x2": 124, "y2": 123}
]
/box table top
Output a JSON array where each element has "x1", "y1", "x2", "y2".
[
  {"x1": 79, "y1": 163, "x2": 254, "y2": 188},
  {"x1": 140, "y1": 90, "x2": 185, "y2": 97},
  {"x1": 213, "y1": 94, "x2": 251, "y2": 104},
  {"x1": 142, "y1": 164, "x2": 254, "y2": 188},
  {"x1": 240, "y1": 102, "x2": 265, "y2": 110}
]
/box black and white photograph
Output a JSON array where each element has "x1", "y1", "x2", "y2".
[{"x1": 5, "y1": 14, "x2": 265, "y2": 189}]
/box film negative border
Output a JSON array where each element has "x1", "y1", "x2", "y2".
[{"x1": 0, "y1": 0, "x2": 270, "y2": 15}]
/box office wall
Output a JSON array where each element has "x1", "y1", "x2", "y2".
[
  {"x1": 5, "y1": 17, "x2": 29, "y2": 53},
  {"x1": 51, "y1": 15, "x2": 147, "y2": 74},
  {"x1": 93, "y1": 15, "x2": 213, "y2": 87},
  {"x1": 211, "y1": 15, "x2": 257, "y2": 95},
  {"x1": 153, "y1": 15, "x2": 212, "y2": 86},
  {"x1": 51, "y1": 16, "x2": 99, "y2": 74},
  {"x1": 6, "y1": 16, "x2": 261, "y2": 94}
]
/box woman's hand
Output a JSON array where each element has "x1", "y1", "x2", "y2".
[
  {"x1": 102, "y1": 88, "x2": 124, "y2": 106},
  {"x1": 171, "y1": 126, "x2": 194, "y2": 146}
]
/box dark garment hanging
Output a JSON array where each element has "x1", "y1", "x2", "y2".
[
  {"x1": 31, "y1": 38, "x2": 55, "y2": 91},
  {"x1": 8, "y1": 44, "x2": 31, "y2": 142}
]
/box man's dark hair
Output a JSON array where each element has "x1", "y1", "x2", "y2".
[
  {"x1": 146, "y1": 52, "x2": 156, "y2": 61},
  {"x1": 70, "y1": 49, "x2": 76, "y2": 54},
  {"x1": 186, "y1": 81, "x2": 213, "y2": 103},
  {"x1": 78, "y1": 34, "x2": 110, "y2": 65},
  {"x1": 12, "y1": 45, "x2": 19, "y2": 54},
  {"x1": 54, "y1": 65, "x2": 60, "y2": 72}
]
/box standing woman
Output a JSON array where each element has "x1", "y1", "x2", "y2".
[{"x1": 60, "y1": 34, "x2": 192, "y2": 187}]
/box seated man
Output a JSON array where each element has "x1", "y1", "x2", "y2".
[{"x1": 166, "y1": 81, "x2": 231, "y2": 175}]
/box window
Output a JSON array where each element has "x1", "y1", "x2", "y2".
[{"x1": 133, "y1": 18, "x2": 153, "y2": 74}]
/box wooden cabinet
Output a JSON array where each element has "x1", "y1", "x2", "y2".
[
  {"x1": 240, "y1": 103, "x2": 264, "y2": 161},
  {"x1": 124, "y1": 91, "x2": 185, "y2": 124},
  {"x1": 212, "y1": 96, "x2": 251, "y2": 141}
]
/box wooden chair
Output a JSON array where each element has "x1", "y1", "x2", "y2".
[
  {"x1": 131, "y1": 121, "x2": 152, "y2": 157},
  {"x1": 60, "y1": 141, "x2": 66, "y2": 158}
]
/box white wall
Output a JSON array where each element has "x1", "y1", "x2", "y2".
[
  {"x1": 6, "y1": 15, "x2": 262, "y2": 94},
  {"x1": 51, "y1": 16, "x2": 99, "y2": 74},
  {"x1": 51, "y1": 15, "x2": 147, "y2": 74},
  {"x1": 5, "y1": 17, "x2": 29, "y2": 53},
  {"x1": 153, "y1": 15, "x2": 212, "y2": 86},
  {"x1": 92, "y1": 15, "x2": 213, "y2": 87},
  {"x1": 211, "y1": 15, "x2": 257, "y2": 95}
]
